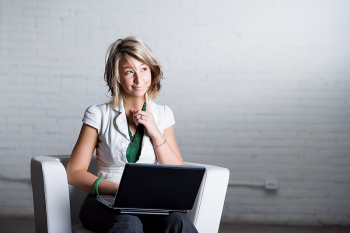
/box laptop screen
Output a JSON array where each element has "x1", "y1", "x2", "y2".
[{"x1": 114, "y1": 163, "x2": 206, "y2": 211}]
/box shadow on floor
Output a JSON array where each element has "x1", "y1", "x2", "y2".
[
  {"x1": 0, "y1": 217, "x2": 349, "y2": 233},
  {"x1": 219, "y1": 224, "x2": 350, "y2": 233}
]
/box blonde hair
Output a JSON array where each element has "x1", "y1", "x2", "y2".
[{"x1": 104, "y1": 36, "x2": 163, "y2": 109}]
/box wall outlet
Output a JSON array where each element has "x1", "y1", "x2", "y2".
[{"x1": 265, "y1": 180, "x2": 278, "y2": 190}]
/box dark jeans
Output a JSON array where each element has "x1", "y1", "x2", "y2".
[{"x1": 79, "y1": 200, "x2": 199, "y2": 233}]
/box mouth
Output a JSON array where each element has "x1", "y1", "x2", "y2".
[{"x1": 133, "y1": 86, "x2": 144, "y2": 91}]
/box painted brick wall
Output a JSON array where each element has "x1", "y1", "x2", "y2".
[{"x1": 1, "y1": 0, "x2": 350, "y2": 225}]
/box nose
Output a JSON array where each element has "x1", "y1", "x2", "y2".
[{"x1": 133, "y1": 71, "x2": 141, "y2": 84}]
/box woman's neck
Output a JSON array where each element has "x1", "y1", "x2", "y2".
[{"x1": 123, "y1": 96, "x2": 145, "y2": 113}]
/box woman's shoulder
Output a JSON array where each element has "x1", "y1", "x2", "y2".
[
  {"x1": 84, "y1": 103, "x2": 116, "y2": 118},
  {"x1": 149, "y1": 100, "x2": 175, "y2": 122},
  {"x1": 87, "y1": 102, "x2": 114, "y2": 111},
  {"x1": 149, "y1": 100, "x2": 171, "y2": 114}
]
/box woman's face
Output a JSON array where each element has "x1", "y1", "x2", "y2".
[{"x1": 118, "y1": 55, "x2": 152, "y2": 98}]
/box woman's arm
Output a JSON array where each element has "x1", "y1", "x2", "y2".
[
  {"x1": 151, "y1": 125, "x2": 184, "y2": 165},
  {"x1": 67, "y1": 123, "x2": 118, "y2": 195}
]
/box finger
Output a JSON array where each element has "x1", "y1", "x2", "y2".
[
  {"x1": 139, "y1": 114, "x2": 148, "y2": 121},
  {"x1": 138, "y1": 114, "x2": 147, "y2": 120},
  {"x1": 133, "y1": 116, "x2": 139, "y2": 126},
  {"x1": 134, "y1": 116, "x2": 147, "y2": 126},
  {"x1": 138, "y1": 118, "x2": 146, "y2": 126},
  {"x1": 133, "y1": 112, "x2": 147, "y2": 122},
  {"x1": 133, "y1": 109, "x2": 144, "y2": 118},
  {"x1": 145, "y1": 92, "x2": 151, "y2": 113},
  {"x1": 132, "y1": 109, "x2": 139, "y2": 120}
]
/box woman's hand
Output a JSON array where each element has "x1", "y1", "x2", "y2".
[
  {"x1": 132, "y1": 92, "x2": 162, "y2": 140},
  {"x1": 132, "y1": 93, "x2": 183, "y2": 165}
]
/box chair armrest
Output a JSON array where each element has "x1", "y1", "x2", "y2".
[
  {"x1": 31, "y1": 156, "x2": 72, "y2": 233},
  {"x1": 184, "y1": 162, "x2": 230, "y2": 233}
]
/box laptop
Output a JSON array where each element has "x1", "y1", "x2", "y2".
[{"x1": 97, "y1": 163, "x2": 206, "y2": 216}]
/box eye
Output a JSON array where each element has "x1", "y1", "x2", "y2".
[
  {"x1": 141, "y1": 67, "x2": 147, "y2": 71},
  {"x1": 126, "y1": 70, "x2": 133, "y2": 74}
]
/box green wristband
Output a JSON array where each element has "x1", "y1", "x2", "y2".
[{"x1": 93, "y1": 177, "x2": 104, "y2": 195}]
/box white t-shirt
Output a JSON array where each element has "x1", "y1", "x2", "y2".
[{"x1": 82, "y1": 98, "x2": 175, "y2": 184}]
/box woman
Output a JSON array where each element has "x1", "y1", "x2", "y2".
[{"x1": 67, "y1": 37, "x2": 198, "y2": 233}]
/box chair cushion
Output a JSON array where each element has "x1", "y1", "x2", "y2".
[{"x1": 72, "y1": 224, "x2": 95, "y2": 233}]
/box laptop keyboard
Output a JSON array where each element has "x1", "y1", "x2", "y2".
[{"x1": 99, "y1": 195, "x2": 115, "y2": 203}]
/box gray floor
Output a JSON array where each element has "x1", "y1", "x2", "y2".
[{"x1": 0, "y1": 218, "x2": 349, "y2": 233}]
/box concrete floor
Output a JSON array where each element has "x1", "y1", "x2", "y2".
[{"x1": 0, "y1": 218, "x2": 349, "y2": 233}]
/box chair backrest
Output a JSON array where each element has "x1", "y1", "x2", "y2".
[{"x1": 57, "y1": 156, "x2": 98, "y2": 225}]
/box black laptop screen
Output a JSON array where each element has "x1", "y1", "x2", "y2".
[{"x1": 114, "y1": 163, "x2": 206, "y2": 211}]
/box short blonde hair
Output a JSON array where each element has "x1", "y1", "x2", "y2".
[{"x1": 104, "y1": 36, "x2": 163, "y2": 109}]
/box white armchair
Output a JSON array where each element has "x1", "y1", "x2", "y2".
[{"x1": 31, "y1": 155, "x2": 229, "y2": 233}]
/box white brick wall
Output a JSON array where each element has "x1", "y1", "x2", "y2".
[{"x1": 1, "y1": 0, "x2": 350, "y2": 225}]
